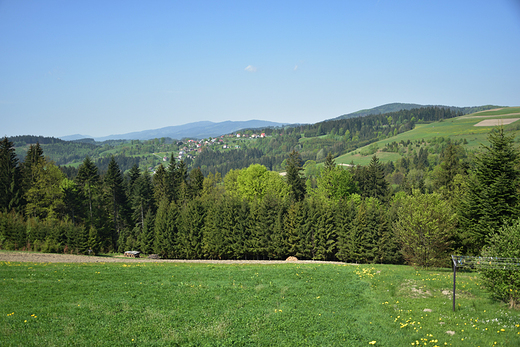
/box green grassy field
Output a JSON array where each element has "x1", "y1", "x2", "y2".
[
  {"x1": 1, "y1": 259, "x2": 519, "y2": 346},
  {"x1": 336, "y1": 107, "x2": 520, "y2": 166}
]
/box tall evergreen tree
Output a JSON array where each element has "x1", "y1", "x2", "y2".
[
  {"x1": 104, "y1": 156, "x2": 129, "y2": 250},
  {"x1": 178, "y1": 197, "x2": 205, "y2": 259},
  {"x1": 312, "y1": 200, "x2": 337, "y2": 260},
  {"x1": 138, "y1": 210, "x2": 155, "y2": 254},
  {"x1": 153, "y1": 199, "x2": 180, "y2": 258},
  {"x1": 152, "y1": 164, "x2": 169, "y2": 205},
  {"x1": 59, "y1": 178, "x2": 81, "y2": 224},
  {"x1": 187, "y1": 167, "x2": 204, "y2": 199},
  {"x1": 76, "y1": 156, "x2": 100, "y2": 225},
  {"x1": 361, "y1": 155, "x2": 390, "y2": 201},
  {"x1": 131, "y1": 171, "x2": 154, "y2": 231},
  {"x1": 21, "y1": 142, "x2": 44, "y2": 189},
  {"x1": 459, "y1": 127, "x2": 520, "y2": 254},
  {"x1": 0, "y1": 137, "x2": 22, "y2": 212},
  {"x1": 285, "y1": 150, "x2": 306, "y2": 202}
]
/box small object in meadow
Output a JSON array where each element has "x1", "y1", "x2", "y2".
[
  {"x1": 446, "y1": 331, "x2": 456, "y2": 336},
  {"x1": 286, "y1": 256, "x2": 298, "y2": 261},
  {"x1": 423, "y1": 309, "x2": 433, "y2": 312}
]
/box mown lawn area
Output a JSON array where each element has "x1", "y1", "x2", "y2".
[{"x1": 1, "y1": 261, "x2": 519, "y2": 346}]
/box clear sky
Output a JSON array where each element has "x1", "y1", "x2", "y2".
[{"x1": 1, "y1": 0, "x2": 519, "y2": 138}]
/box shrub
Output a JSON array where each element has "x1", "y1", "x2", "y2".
[
  {"x1": 481, "y1": 219, "x2": 520, "y2": 308},
  {"x1": 393, "y1": 190, "x2": 457, "y2": 268}
]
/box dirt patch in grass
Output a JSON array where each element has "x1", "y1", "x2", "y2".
[
  {"x1": 0, "y1": 251, "x2": 345, "y2": 265},
  {"x1": 399, "y1": 280, "x2": 432, "y2": 298},
  {"x1": 474, "y1": 118, "x2": 520, "y2": 126}
]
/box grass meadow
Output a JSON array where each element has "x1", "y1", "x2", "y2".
[{"x1": 1, "y1": 259, "x2": 519, "y2": 346}]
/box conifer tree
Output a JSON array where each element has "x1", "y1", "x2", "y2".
[
  {"x1": 202, "y1": 195, "x2": 226, "y2": 259},
  {"x1": 0, "y1": 137, "x2": 22, "y2": 212},
  {"x1": 76, "y1": 156, "x2": 100, "y2": 225},
  {"x1": 365, "y1": 155, "x2": 389, "y2": 200},
  {"x1": 162, "y1": 200, "x2": 180, "y2": 258},
  {"x1": 87, "y1": 225, "x2": 101, "y2": 255},
  {"x1": 59, "y1": 178, "x2": 81, "y2": 224},
  {"x1": 21, "y1": 142, "x2": 44, "y2": 194},
  {"x1": 232, "y1": 198, "x2": 252, "y2": 259},
  {"x1": 188, "y1": 167, "x2": 204, "y2": 199},
  {"x1": 178, "y1": 197, "x2": 205, "y2": 259},
  {"x1": 152, "y1": 164, "x2": 169, "y2": 205},
  {"x1": 104, "y1": 156, "x2": 129, "y2": 249},
  {"x1": 285, "y1": 150, "x2": 306, "y2": 202},
  {"x1": 313, "y1": 200, "x2": 336, "y2": 260},
  {"x1": 131, "y1": 171, "x2": 154, "y2": 231},
  {"x1": 138, "y1": 210, "x2": 154, "y2": 254},
  {"x1": 459, "y1": 127, "x2": 520, "y2": 254},
  {"x1": 335, "y1": 197, "x2": 359, "y2": 262},
  {"x1": 338, "y1": 201, "x2": 370, "y2": 263}
]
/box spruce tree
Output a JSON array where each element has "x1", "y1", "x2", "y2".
[
  {"x1": 21, "y1": 142, "x2": 44, "y2": 194},
  {"x1": 459, "y1": 127, "x2": 520, "y2": 254},
  {"x1": 0, "y1": 137, "x2": 22, "y2": 212},
  {"x1": 364, "y1": 155, "x2": 389, "y2": 201},
  {"x1": 131, "y1": 171, "x2": 154, "y2": 232},
  {"x1": 104, "y1": 156, "x2": 129, "y2": 250},
  {"x1": 87, "y1": 225, "x2": 101, "y2": 255},
  {"x1": 76, "y1": 156, "x2": 100, "y2": 225},
  {"x1": 313, "y1": 200, "x2": 336, "y2": 260},
  {"x1": 152, "y1": 164, "x2": 169, "y2": 204},
  {"x1": 285, "y1": 150, "x2": 306, "y2": 202},
  {"x1": 138, "y1": 210, "x2": 154, "y2": 254}
]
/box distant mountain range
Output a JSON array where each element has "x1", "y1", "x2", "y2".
[{"x1": 60, "y1": 120, "x2": 285, "y2": 142}]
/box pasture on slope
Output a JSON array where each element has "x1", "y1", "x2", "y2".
[
  {"x1": 336, "y1": 107, "x2": 520, "y2": 166},
  {"x1": 1, "y1": 255, "x2": 519, "y2": 346}
]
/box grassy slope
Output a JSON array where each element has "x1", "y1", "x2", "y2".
[
  {"x1": 1, "y1": 260, "x2": 518, "y2": 346},
  {"x1": 335, "y1": 107, "x2": 520, "y2": 166}
]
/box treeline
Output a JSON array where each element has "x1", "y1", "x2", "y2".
[{"x1": 2, "y1": 125, "x2": 519, "y2": 268}]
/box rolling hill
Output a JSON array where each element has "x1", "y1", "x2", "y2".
[
  {"x1": 335, "y1": 107, "x2": 520, "y2": 166},
  {"x1": 332, "y1": 103, "x2": 501, "y2": 120}
]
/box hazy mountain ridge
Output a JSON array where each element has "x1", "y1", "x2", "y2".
[{"x1": 60, "y1": 120, "x2": 285, "y2": 142}]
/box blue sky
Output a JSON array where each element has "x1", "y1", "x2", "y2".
[{"x1": 1, "y1": 0, "x2": 519, "y2": 138}]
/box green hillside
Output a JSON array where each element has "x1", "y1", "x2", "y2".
[{"x1": 336, "y1": 107, "x2": 520, "y2": 166}]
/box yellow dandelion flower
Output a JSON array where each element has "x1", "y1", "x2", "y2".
[{"x1": 368, "y1": 341, "x2": 376, "y2": 345}]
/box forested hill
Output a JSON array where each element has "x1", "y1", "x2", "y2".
[
  {"x1": 193, "y1": 106, "x2": 466, "y2": 176},
  {"x1": 332, "y1": 103, "x2": 500, "y2": 120}
]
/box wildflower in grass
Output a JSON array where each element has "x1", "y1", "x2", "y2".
[{"x1": 368, "y1": 341, "x2": 376, "y2": 345}]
